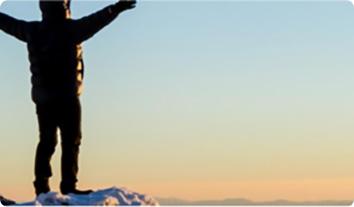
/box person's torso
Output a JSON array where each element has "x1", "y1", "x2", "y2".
[{"x1": 26, "y1": 20, "x2": 84, "y2": 104}]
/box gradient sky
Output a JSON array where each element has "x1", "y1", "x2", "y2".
[{"x1": 1, "y1": 0, "x2": 354, "y2": 202}]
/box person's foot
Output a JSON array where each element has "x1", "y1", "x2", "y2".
[
  {"x1": 60, "y1": 181, "x2": 93, "y2": 195},
  {"x1": 33, "y1": 179, "x2": 50, "y2": 196},
  {"x1": 61, "y1": 188, "x2": 93, "y2": 195}
]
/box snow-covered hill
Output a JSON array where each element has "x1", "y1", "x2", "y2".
[{"x1": 1, "y1": 187, "x2": 158, "y2": 206}]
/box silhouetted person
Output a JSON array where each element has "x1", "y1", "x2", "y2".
[{"x1": 0, "y1": 0, "x2": 136, "y2": 196}]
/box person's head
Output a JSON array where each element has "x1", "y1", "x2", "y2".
[{"x1": 39, "y1": 0, "x2": 71, "y2": 21}]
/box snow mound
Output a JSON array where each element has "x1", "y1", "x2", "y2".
[{"x1": 20, "y1": 187, "x2": 158, "y2": 206}]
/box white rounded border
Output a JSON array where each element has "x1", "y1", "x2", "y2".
[{"x1": 0, "y1": 0, "x2": 353, "y2": 205}]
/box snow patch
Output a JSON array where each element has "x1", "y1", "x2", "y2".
[{"x1": 19, "y1": 187, "x2": 158, "y2": 206}]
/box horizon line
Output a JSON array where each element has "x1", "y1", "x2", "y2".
[{"x1": 155, "y1": 196, "x2": 354, "y2": 205}]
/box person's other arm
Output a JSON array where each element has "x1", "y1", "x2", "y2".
[
  {"x1": 72, "y1": 0, "x2": 136, "y2": 43},
  {"x1": 0, "y1": 12, "x2": 29, "y2": 42}
]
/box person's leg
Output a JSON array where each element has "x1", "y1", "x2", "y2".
[
  {"x1": 58, "y1": 98, "x2": 92, "y2": 194},
  {"x1": 34, "y1": 103, "x2": 58, "y2": 195}
]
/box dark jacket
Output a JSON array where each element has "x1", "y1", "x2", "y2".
[{"x1": 0, "y1": 3, "x2": 125, "y2": 104}]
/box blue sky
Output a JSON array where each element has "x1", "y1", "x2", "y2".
[{"x1": 1, "y1": 0, "x2": 354, "y2": 201}]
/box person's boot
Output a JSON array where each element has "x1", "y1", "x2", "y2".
[
  {"x1": 60, "y1": 182, "x2": 93, "y2": 195},
  {"x1": 33, "y1": 179, "x2": 50, "y2": 196}
]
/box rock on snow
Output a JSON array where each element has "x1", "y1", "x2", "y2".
[
  {"x1": 17, "y1": 187, "x2": 159, "y2": 206},
  {"x1": 0, "y1": 195, "x2": 16, "y2": 206}
]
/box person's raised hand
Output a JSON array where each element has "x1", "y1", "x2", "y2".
[{"x1": 117, "y1": 0, "x2": 137, "y2": 12}]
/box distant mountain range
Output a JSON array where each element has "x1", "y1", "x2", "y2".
[{"x1": 156, "y1": 197, "x2": 353, "y2": 205}]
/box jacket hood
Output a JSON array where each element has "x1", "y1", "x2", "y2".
[{"x1": 39, "y1": 0, "x2": 71, "y2": 21}]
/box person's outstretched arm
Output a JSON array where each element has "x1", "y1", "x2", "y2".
[
  {"x1": 72, "y1": 0, "x2": 136, "y2": 43},
  {"x1": 0, "y1": 12, "x2": 29, "y2": 42}
]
